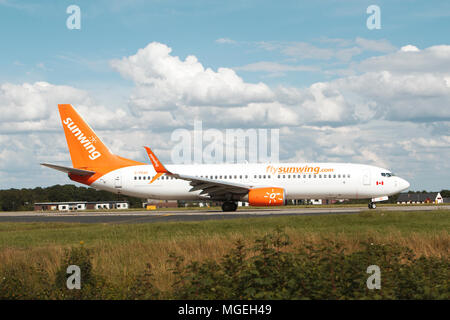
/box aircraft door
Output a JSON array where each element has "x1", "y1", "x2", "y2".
[
  {"x1": 362, "y1": 169, "x2": 371, "y2": 186},
  {"x1": 114, "y1": 175, "x2": 122, "y2": 189}
]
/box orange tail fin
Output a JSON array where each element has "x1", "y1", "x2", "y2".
[{"x1": 58, "y1": 104, "x2": 143, "y2": 174}]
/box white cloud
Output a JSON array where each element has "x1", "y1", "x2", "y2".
[
  {"x1": 1, "y1": 42, "x2": 449, "y2": 191},
  {"x1": 255, "y1": 37, "x2": 396, "y2": 62},
  {"x1": 280, "y1": 42, "x2": 335, "y2": 60},
  {"x1": 400, "y1": 45, "x2": 420, "y2": 52},
  {"x1": 215, "y1": 38, "x2": 236, "y2": 44},
  {"x1": 0, "y1": 82, "x2": 85, "y2": 129},
  {"x1": 235, "y1": 61, "x2": 317, "y2": 73},
  {"x1": 355, "y1": 37, "x2": 396, "y2": 53},
  {"x1": 110, "y1": 42, "x2": 274, "y2": 111},
  {"x1": 0, "y1": 81, "x2": 130, "y2": 133},
  {"x1": 358, "y1": 45, "x2": 450, "y2": 74}
]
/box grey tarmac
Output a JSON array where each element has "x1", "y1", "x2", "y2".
[{"x1": 0, "y1": 205, "x2": 447, "y2": 224}]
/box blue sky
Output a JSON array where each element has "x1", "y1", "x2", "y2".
[
  {"x1": 2, "y1": 0, "x2": 449, "y2": 86},
  {"x1": 0, "y1": 0, "x2": 449, "y2": 191}
]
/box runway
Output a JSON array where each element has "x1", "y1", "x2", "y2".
[{"x1": 0, "y1": 205, "x2": 448, "y2": 224}]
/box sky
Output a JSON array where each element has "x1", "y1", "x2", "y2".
[{"x1": 0, "y1": 0, "x2": 449, "y2": 191}]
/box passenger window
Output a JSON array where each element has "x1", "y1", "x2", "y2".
[
  {"x1": 303, "y1": 175, "x2": 306, "y2": 178},
  {"x1": 309, "y1": 174, "x2": 311, "y2": 178},
  {"x1": 333, "y1": 175, "x2": 336, "y2": 178},
  {"x1": 278, "y1": 175, "x2": 280, "y2": 178},
  {"x1": 319, "y1": 175, "x2": 322, "y2": 178},
  {"x1": 283, "y1": 175, "x2": 286, "y2": 179},
  {"x1": 240, "y1": 175, "x2": 242, "y2": 179},
  {"x1": 134, "y1": 176, "x2": 137, "y2": 180}
]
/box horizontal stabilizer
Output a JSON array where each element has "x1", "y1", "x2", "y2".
[{"x1": 40, "y1": 163, "x2": 96, "y2": 176}]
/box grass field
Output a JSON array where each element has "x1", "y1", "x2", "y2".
[{"x1": 0, "y1": 209, "x2": 448, "y2": 296}]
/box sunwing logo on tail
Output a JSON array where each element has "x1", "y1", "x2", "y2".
[{"x1": 63, "y1": 117, "x2": 102, "y2": 160}]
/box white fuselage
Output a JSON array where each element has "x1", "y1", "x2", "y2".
[{"x1": 89, "y1": 163, "x2": 410, "y2": 201}]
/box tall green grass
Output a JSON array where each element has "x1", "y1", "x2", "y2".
[
  {"x1": 0, "y1": 210, "x2": 448, "y2": 299},
  {"x1": 0, "y1": 210, "x2": 448, "y2": 248}
]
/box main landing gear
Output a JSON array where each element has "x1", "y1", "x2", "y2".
[
  {"x1": 368, "y1": 202, "x2": 377, "y2": 209},
  {"x1": 222, "y1": 201, "x2": 238, "y2": 212}
]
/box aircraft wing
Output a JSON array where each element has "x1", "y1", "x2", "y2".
[
  {"x1": 144, "y1": 146, "x2": 250, "y2": 199},
  {"x1": 40, "y1": 163, "x2": 96, "y2": 176},
  {"x1": 172, "y1": 173, "x2": 250, "y2": 198}
]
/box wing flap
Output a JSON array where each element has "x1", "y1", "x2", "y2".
[{"x1": 174, "y1": 173, "x2": 250, "y2": 197}]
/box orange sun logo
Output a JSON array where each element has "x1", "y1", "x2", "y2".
[{"x1": 264, "y1": 188, "x2": 283, "y2": 204}]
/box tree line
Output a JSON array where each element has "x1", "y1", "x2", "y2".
[{"x1": 0, "y1": 184, "x2": 143, "y2": 211}]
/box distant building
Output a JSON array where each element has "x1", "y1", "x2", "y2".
[
  {"x1": 34, "y1": 201, "x2": 129, "y2": 211},
  {"x1": 143, "y1": 199, "x2": 178, "y2": 209},
  {"x1": 396, "y1": 192, "x2": 443, "y2": 204},
  {"x1": 292, "y1": 199, "x2": 338, "y2": 205}
]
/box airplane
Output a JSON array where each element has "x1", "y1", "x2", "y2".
[{"x1": 41, "y1": 104, "x2": 410, "y2": 211}]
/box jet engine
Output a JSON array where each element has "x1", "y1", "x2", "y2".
[{"x1": 247, "y1": 187, "x2": 286, "y2": 206}]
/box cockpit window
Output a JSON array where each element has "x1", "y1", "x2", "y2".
[{"x1": 381, "y1": 172, "x2": 395, "y2": 177}]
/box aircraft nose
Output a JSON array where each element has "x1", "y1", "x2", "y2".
[{"x1": 399, "y1": 178, "x2": 410, "y2": 191}]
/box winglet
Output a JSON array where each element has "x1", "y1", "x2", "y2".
[{"x1": 144, "y1": 146, "x2": 170, "y2": 174}]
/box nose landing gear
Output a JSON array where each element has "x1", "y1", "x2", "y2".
[
  {"x1": 222, "y1": 201, "x2": 238, "y2": 212},
  {"x1": 368, "y1": 202, "x2": 377, "y2": 209}
]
